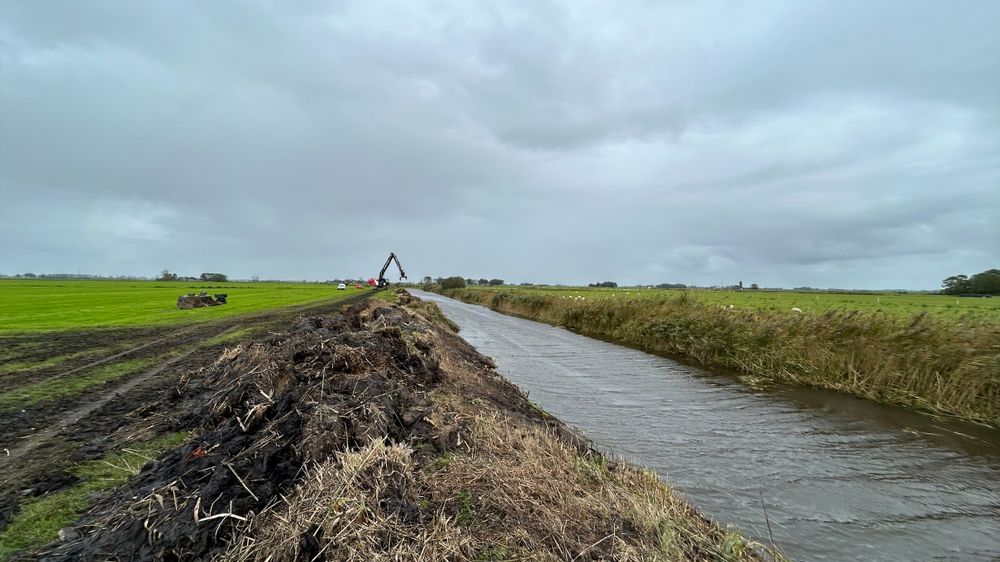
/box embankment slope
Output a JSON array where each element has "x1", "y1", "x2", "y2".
[
  {"x1": 26, "y1": 293, "x2": 764, "y2": 561},
  {"x1": 435, "y1": 288, "x2": 999, "y2": 426}
]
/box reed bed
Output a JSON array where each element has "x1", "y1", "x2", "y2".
[{"x1": 441, "y1": 288, "x2": 1000, "y2": 426}]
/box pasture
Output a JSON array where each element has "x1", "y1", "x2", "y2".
[
  {"x1": 457, "y1": 285, "x2": 1000, "y2": 322},
  {"x1": 0, "y1": 279, "x2": 366, "y2": 332}
]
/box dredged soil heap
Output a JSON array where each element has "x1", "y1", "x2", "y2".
[{"x1": 41, "y1": 292, "x2": 763, "y2": 561}]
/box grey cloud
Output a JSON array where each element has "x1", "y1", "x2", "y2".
[{"x1": 1, "y1": 0, "x2": 997, "y2": 289}]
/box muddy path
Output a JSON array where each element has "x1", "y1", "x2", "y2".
[
  {"x1": 1, "y1": 326, "x2": 168, "y2": 365},
  {"x1": 0, "y1": 294, "x2": 368, "y2": 533},
  {"x1": 1, "y1": 325, "x2": 243, "y2": 465}
]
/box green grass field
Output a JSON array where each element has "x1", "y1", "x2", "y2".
[
  {"x1": 0, "y1": 279, "x2": 368, "y2": 332},
  {"x1": 451, "y1": 285, "x2": 1000, "y2": 322}
]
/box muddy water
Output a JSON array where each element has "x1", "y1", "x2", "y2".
[{"x1": 412, "y1": 291, "x2": 1000, "y2": 561}]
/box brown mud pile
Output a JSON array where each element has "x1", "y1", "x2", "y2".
[
  {"x1": 36, "y1": 292, "x2": 766, "y2": 561},
  {"x1": 1, "y1": 296, "x2": 368, "y2": 540}
]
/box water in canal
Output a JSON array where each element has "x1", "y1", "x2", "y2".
[{"x1": 412, "y1": 291, "x2": 1000, "y2": 561}]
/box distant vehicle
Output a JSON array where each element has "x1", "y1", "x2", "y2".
[
  {"x1": 354, "y1": 283, "x2": 363, "y2": 289},
  {"x1": 337, "y1": 283, "x2": 346, "y2": 290}
]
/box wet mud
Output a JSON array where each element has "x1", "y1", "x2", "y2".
[{"x1": 0, "y1": 296, "x2": 368, "y2": 543}]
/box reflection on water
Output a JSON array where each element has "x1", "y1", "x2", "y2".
[{"x1": 413, "y1": 291, "x2": 1000, "y2": 562}]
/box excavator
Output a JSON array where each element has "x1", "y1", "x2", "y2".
[{"x1": 367, "y1": 252, "x2": 407, "y2": 290}]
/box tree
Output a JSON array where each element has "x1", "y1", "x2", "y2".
[
  {"x1": 941, "y1": 274, "x2": 972, "y2": 295},
  {"x1": 488, "y1": 279, "x2": 504, "y2": 286},
  {"x1": 200, "y1": 272, "x2": 228, "y2": 282},
  {"x1": 159, "y1": 269, "x2": 178, "y2": 281},
  {"x1": 440, "y1": 276, "x2": 466, "y2": 289},
  {"x1": 477, "y1": 278, "x2": 489, "y2": 286},
  {"x1": 588, "y1": 281, "x2": 617, "y2": 288},
  {"x1": 941, "y1": 269, "x2": 1000, "y2": 295},
  {"x1": 465, "y1": 278, "x2": 475, "y2": 286},
  {"x1": 422, "y1": 276, "x2": 432, "y2": 285},
  {"x1": 969, "y1": 269, "x2": 1000, "y2": 294}
]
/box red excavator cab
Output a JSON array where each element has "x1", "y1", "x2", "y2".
[{"x1": 367, "y1": 278, "x2": 377, "y2": 287}]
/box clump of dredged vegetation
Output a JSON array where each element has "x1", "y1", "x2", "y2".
[
  {"x1": 29, "y1": 291, "x2": 768, "y2": 561},
  {"x1": 440, "y1": 288, "x2": 1000, "y2": 427}
]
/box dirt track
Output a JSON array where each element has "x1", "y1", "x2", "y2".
[
  {"x1": 2, "y1": 325, "x2": 243, "y2": 465},
  {"x1": 0, "y1": 295, "x2": 369, "y2": 537}
]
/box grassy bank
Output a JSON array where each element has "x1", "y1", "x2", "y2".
[
  {"x1": 436, "y1": 287, "x2": 1000, "y2": 426},
  {"x1": 467, "y1": 286, "x2": 1000, "y2": 321}
]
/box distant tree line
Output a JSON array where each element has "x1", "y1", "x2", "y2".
[
  {"x1": 7, "y1": 273, "x2": 149, "y2": 280},
  {"x1": 157, "y1": 270, "x2": 228, "y2": 282},
  {"x1": 941, "y1": 269, "x2": 1000, "y2": 295},
  {"x1": 588, "y1": 281, "x2": 618, "y2": 288},
  {"x1": 329, "y1": 279, "x2": 364, "y2": 285},
  {"x1": 422, "y1": 276, "x2": 504, "y2": 288}
]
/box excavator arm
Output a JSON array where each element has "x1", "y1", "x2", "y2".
[{"x1": 375, "y1": 252, "x2": 406, "y2": 289}]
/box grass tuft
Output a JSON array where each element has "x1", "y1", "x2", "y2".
[
  {"x1": 199, "y1": 328, "x2": 258, "y2": 347},
  {"x1": 0, "y1": 356, "x2": 159, "y2": 412},
  {"x1": 0, "y1": 432, "x2": 190, "y2": 560},
  {"x1": 371, "y1": 289, "x2": 400, "y2": 303}
]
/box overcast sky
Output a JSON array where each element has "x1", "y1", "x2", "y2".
[{"x1": 1, "y1": 1, "x2": 997, "y2": 289}]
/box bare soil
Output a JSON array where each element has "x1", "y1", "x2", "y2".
[{"x1": 0, "y1": 296, "x2": 368, "y2": 537}]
